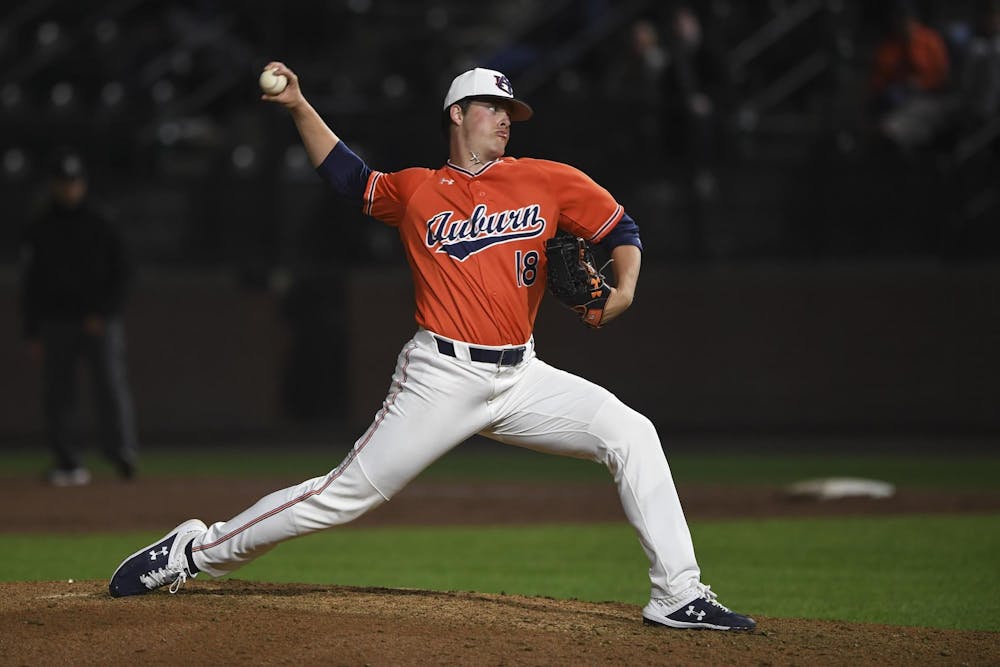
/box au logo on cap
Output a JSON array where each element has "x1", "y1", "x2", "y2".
[{"x1": 494, "y1": 75, "x2": 514, "y2": 96}]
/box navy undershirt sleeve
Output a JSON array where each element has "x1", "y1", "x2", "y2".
[
  {"x1": 315, "y1": 141, "x2": 372, "y2": 201},
  {"x1": 598, "y1": 213, "x2": 643, "y2": 252}
]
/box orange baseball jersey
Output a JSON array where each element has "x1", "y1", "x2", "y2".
[{"x1": 362, "y1": 157, "x2": 624, "y2": 346}]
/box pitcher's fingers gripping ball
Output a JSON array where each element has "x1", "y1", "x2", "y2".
[
  {"x1": 259, "y1": 67, "x2": 287, "y2": 95},
  {"x1": 545, "y1": 235, "x2": 612, "y2": 328},
  {"x1": 258, "y1": 62, "x2": 302, "y2": 107}
]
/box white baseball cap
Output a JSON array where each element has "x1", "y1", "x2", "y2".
[{"x1": 443, "y1": 67, "x2": 533, "y2": 121}]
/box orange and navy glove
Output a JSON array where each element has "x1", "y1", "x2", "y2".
[{"x1": 544, "y1": 235, "x2": 612, "y2": 328}]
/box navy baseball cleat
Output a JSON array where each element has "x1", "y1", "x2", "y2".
[
  {"x1": 642, "y1": 586, "x2": 756, "y2": 631},
  {"x1": 109, "y1": 519, "x2": 206, "y2": 597}
]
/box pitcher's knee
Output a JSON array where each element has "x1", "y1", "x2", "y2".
[
  {"x1": 598, "y1": 400, "x2": 656, "y2": 438},
  {"x1": 624, "y1": 410, "x2": 657, "y2": 441},
  {"x1": 593, "y1": 400, "x2": 662, "y2": 459}
]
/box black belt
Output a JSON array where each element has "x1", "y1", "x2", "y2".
[{"x1": 435, "y1": 337, "x2": 525, "y2": 366}]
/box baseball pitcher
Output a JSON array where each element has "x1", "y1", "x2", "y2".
[{"x1": 109, "y1": 63, "x2": 755, "y2": 631}]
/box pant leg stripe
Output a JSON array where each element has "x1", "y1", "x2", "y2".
[{"x1": 194, "y1": 342, "x2": 417, "y2": 553}]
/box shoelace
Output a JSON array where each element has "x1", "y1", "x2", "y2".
[
  {"x1": 138, "y1": 566, "x2": 188, "y2": 593},
  {"x1": 168, "y1": 571, "x2": 189, "y2": 594},
  {"x1": 651, "y1": 583, "x2": 736, "y2": 615},
  {"x1": 694, "y1": 583, "x2": 734, "y2": 613}
]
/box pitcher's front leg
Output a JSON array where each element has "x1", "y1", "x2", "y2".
[{"x1": 192, "y1": 454, "x2": 385, "y2": 576}]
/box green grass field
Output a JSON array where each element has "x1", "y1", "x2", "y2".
[{"x1": 1, "y1": 446, "x2": 998, "y2": 631}]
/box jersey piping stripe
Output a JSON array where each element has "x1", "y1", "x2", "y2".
[
  {"x1": 445, "y1": 160, "x2": 500, "y2": 179},
  {"x1": 193, "y1": 342, "x2": 418, "y2": 554},
  {"x1": 364, "y1": 172, "x2": 384, "y2": 217},
  {"x1": 589, "y1": 204, "x2": 623, "y2": 243}
]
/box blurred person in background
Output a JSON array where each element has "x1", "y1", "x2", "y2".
[
  {"x1": 603, "y1": 18, "x2": 668, "y2": 154},
  {"x1": 958, "y1": 0, "x2": 1000, "y2": 123},
  {"x1": 868, "y1": 0, "x2": 953, "y2": 151},
  {"x1": 18, "y1": 149, "x2": 139, "y2": 486},
  {"x1": 661, "y1": 5, "x2": 726, "y2": 195},
  {"x1": 603, "y1": 11, "x2": 728, "y2": 260},
  {"x1": 660, "y1": 4, "x2": 729, "y2": 257}
]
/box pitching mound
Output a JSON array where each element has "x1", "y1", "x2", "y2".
[{"x1": 2, "y1": 580, "x2": 996, "y2": 665}]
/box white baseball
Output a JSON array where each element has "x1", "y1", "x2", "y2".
[{"x1": 259, "y1": 68, "x2": 287, "y2": 95}]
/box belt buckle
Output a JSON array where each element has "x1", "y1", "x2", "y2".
[{"x1": 499, "y1": 347, "x2": 522, "y2": 366}]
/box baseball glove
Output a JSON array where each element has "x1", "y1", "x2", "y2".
[{"x1": 544, "y1": 235, "x2": 612, "y2": 328}]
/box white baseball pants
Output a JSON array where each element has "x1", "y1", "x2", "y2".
[{"x1": 192, "y1": 328, "x2": 701, "y2": 602}]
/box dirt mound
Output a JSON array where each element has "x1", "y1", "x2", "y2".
[{"x1": 2, "y1": 580, "x2": 996, "y2": 666}]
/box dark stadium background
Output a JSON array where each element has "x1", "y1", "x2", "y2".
[{"x1": 1, "y1": 0, "x2": 997, "y2": 446}]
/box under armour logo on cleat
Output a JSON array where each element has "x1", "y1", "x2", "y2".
[
  {"x1": 685, "y1": 606, "x2": 707, "y2": 621},
  {"x1": 149, "y1": 546, "x2": 168, "y2": 560}
]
